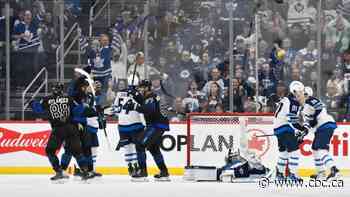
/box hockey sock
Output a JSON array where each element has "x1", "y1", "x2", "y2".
[
  {"x1": 123, "y1": 143, "x2": 138, "y2": 166},
  {"x1": 75, "y1": 155, "x2": 88, "y2": 171},
  {"x1": 277, "y1": 151, "x2": 288, "y2": 175},
  {"x1": 91, "y1": 147, "x2": 98, "y2": 171},
  {"x1": 137, "y1": 151, "x2": 147, "y2": 170},
  {"x1": 318, "y1": 149, "x2": 335, "y2": 170},
  {"x1": 313, "y1": 150, "x2": 325, "y2": 173},
  {"x1": 152, "y1": 153, "x2": 168, "y2": 172},
  {"x1": 60, "y1": 151, "x2": 73, "y2": 170},
  {"x1": 48, "y1": 155, "x2": 61, "y2": 172},
  {"x1": 288, "y1": 150, "x2": 300, "y2": 175}
]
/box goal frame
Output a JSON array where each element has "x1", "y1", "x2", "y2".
[{"x1": 186, "y1": 112, "x2": 273, "y2": 167}]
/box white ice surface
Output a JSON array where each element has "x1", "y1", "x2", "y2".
[{"x1": 0, "y1": 175, "x2": 349, "y2": 197}]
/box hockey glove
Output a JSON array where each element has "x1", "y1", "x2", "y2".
[{"x1": 295, "y1": 127, "x2": 309, "y2": 144}]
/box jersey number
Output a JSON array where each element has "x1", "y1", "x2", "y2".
[
  {"x1": 115, "y1": 97, "x2": 136, "y2": 114},
  {"x1": 274, "y1": 103, "x2": 283, "y2": 118},
  {"x1": 49, "y1": 103, "x2": 69, "y2": 120}
]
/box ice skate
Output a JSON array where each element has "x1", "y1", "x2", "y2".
[
  {"x1": 287, "y1": 173, "x2": 303, "y2": 182},
  {"x1": 326, "y1": 166, "x2": 340, "y2": 181},
  {"x1": 131, "y1": 167, "x2": 149, "y2": 182},
  {"x1": 50, "y1": 171, "x2": 69, "y2": 183},
  {"x1": 154, "y1": 170, "x2": 170, "y2": 182},
  {"x1": 310, "y1": 171, "x2": 326, "y2": 180}
]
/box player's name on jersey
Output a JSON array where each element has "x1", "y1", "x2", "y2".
[{"x1": 48, "y1": 98, "x2": 69, "y2": 104}]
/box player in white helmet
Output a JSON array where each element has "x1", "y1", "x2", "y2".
[
  {"x1": 273, "y1": 81, "x2": 305, "y2": 181},
  {"x1": 300, "y1": 86, "x2": 340, "y2": 180}
]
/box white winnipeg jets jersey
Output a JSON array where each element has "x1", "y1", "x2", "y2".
[
  {"x1": 301, "y1": 96, "x2": 335, "y2": 131},
  {"x1": 273, "y1": 96, "x2": 301, "y2": 134},
  {"x1": 113, "y1": 91, "x2": 145, "y2": 127}
]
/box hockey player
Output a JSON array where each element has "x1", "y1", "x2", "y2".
[
  {"x1": 112, "y1": 84, "x2": 145, "y2": 180},
  {"x1": 60, "y1": 77, "x2": 103, "y2": 178},
  {"x1": 300, "y1": 86, "x2": 340, "y2": 180},
  {"x1": 137, "y1": 80, "x2": 170, "y2": 181},
  {"x1": 218, "y1": 149, "x2": 271, "y2": 182},
  {"x1": 31, "y1": 83, "x2": 91, "y2": 181},
  {"x1": 273, "y1": 81, "x2": 305, "y2": 180}
]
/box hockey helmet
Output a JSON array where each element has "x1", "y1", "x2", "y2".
[
  {"x1": 52, "y1": 82, "x2": 64, "y2": 96},
  {"x1": 304, "y1": 86, "x2": 313, "y2": 97},
  {"x1": 138, "y1": 79, "x2": 152, "y2": 89},
  {"x1": 289, "y1": 81, "x2": 304, "y2": 95}
]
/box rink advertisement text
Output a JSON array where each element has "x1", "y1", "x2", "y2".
[{"x1": 0, "y1": 122, "x2": 349, "y2": 173}]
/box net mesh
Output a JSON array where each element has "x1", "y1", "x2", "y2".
[{"x1": 187, "y1": 114, "x2": 274, "y2": 167}]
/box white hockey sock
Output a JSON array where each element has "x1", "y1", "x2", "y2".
[
  {"x1": 123, "y1": 143, "x2": 138, "y2": 166},
  {"x1": 288, "y1": 150, "x2": 300, "y2": 175},
  {"x1": 91, "y1": 147, "x2": 98, "y2": 171},
  {"x1": 277, "y1": 151, "x2": 288, "y2": 175},
  {"x1": 319, "y1": 149, "x2": 335, "y2": 170},
  {"x1": 313, "y1": 150, "x2": 325, "y2": 173}
]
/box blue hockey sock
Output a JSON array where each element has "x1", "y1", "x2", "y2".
[
  {"x1": 137, "y1": 151, "x2": 147, "y2": 169},
  {"x1": 60, "y1": 152, "x2": 73, "y2": 170}
]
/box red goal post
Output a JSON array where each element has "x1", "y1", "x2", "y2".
[{"x1": 186, "y1": 112, "x2": 274, "y2": 167}]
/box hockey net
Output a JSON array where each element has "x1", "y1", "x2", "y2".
[{"x1": 186, "y1": 113, "x2": 274, "y2": 167}]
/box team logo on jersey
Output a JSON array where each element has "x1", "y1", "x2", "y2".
[
  {"x1": 294, "y1": 2, "x2": 305, "y2": 13},
  {"x1": 247, "y1": 129, "x2": 271, "y2": 158},
  {"x1": 0, "y1": 127, "x2": 50, "y2": 157}
]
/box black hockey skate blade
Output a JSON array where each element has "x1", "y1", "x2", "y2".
[
  {"x1": 154, "y1": 177, "x2": 171, "y2": 182},
  {"x1": 131, "y1": 177, "x2": 149, "y2": 182},
  {"x1": 50, "y1": 178, "x2": 69, "y2": 184}
]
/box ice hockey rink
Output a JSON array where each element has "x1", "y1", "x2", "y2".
[{"x1": 0, "y1": 175, "x2": 349, "y2": 197}]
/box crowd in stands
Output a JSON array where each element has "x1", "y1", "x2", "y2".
[{"x1": 2, "y1": 0, "x2": 350, "y2": 121}]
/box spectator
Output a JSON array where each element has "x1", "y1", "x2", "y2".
[
  {"x1": 150, "y1": 74, "x2": 174, "y2": 110},
  {"x1": 283, "y1": 37, "x2": 297, "y2": 66},
  {"x1": 326, "y1": 69, "x2": 344, "y2": 97},
  {"x1": 202, "y1": 67, "x2": 225, "y2": 97},
  {"x1": 288, "y1": 23, "x2": 310, "y2": 50},
  {"x1": 88, "y1": 34, "x2": 113, "y2": 105},
  {"x1": 207, "y1": 82, "x2": 223, "y2": 112},
  {"x1": 186, "y1": 80, "x2": 205, "y2": 100},
  {"x1": 324, "y1": 79, "x2": 342, "y2": 110},
  {"x1": 223, "y1": 78, "x2": 245, "y2": 112},
  {"x1": 166, "y1": 50, "x2": 197, "y2": 97},
  {"x1": 38, "y1": 12, "x2": 58, "y2": 67},
  {"x1": 287, "y1": 0, "x2": 317, "y2": 26},
  {"x1": 324, "y1": 0, "x2": 339, "y2": 25},
  {"x1": 259, "y1": 63, "x2": 277, "y2": 97},
  {"x1": 127, "y1": 51, "x2": 160, "y2": 82},
  {"x1": 215, "y1": 103, "x2": 225, "y2": 113},
  {"x1": 325, "y1": 11, "x2": 350, "y2": 54},
  {"x1": 193, "y1": 52, "x2": 212, "y2": 87},
  {"x1": 168, "y1": 97, "x2": 186, "y2": 122},
  {"x1": 298, "y1": 39, "x2": 318, "y2": 84},
  {"x1": 13, "y1": 10, "x2": 40, "y2": 87}
]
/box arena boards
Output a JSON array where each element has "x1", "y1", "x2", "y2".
[{"x1": 0, "y1": 121, "x2": 349, "y2": 177}]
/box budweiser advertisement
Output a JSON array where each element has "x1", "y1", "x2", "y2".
[{"x1": 0, "y1": 121, "x2": 349, "y2": 174}]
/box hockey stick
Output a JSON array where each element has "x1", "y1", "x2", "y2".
[
  {"x1": 74, "y1": 68, "x2": 113, "y2": 150},
  {"x1": 131, "y1": 61, "x2": 138, "y2": 86},
  {"x1": 255, "y1": 134, "x2": 275, "y2": 138}
]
